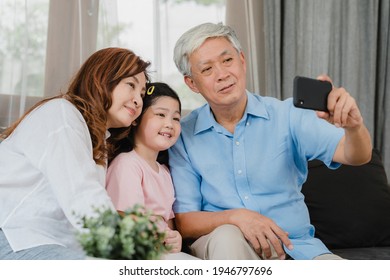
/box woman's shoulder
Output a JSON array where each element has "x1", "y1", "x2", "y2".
[
  {"x1": 38, "y1": 98, "x2": 79, "y2": 115},
  {"x1": 25, "y1": 98, "x2": 79, "y2": 121},
  {"x1": 14, "y1": 98, "x2": 83, "y2": 133}
]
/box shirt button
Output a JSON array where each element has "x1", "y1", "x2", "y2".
[
  {"x1": 244, "y1": 195, "x2": 249, "y2": 200},
  {"x1": 246, "y1": 122, "x2": 250, "y2": 126},
  {"x1": 235, "y1": 141, "x2": 240, "y2": 146},
  {"x1": 238, "y1": 170, "x2": 242, "y2": 174}
]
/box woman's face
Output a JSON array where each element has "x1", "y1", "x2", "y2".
[{"x1": 107, "y1": 72, "x2": 146, "y2": 129}]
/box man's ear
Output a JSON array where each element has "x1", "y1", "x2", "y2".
[{"x1": 184, "y1": 75, "x2": 200, "y2": 93}]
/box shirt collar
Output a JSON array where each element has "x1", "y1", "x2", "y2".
[
  {"x1": 194, "y1": 104, "x2": 214, "y2": 135},
  {"x1": 194, "y1": 91, "x2": 269, "y2": 135},
  {"x1": 245, "y1": 91, "x2": 269, "y2": 119}
]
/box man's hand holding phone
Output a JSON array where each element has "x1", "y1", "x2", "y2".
[
  {"x1": 293, "y1": 76, "x2": 332, "y2": 112},
  {"x1": 293, "y1": 75, "x2": 363, "y2": 129},
  {"x1": 303, "y1": 75, "x2": 372, "y2": 166}
]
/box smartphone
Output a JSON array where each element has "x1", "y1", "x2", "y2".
[{"x1": 293, "y1": 76, "x2": 332, "y2": 112}]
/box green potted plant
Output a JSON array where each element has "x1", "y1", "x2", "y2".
[{"x1": 76, "y1": 204, "x2": 167, "y2": 260}]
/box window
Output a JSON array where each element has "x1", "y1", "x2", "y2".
[
  {"x1": 98, "y1": 0, "x2": 226, "y2": 110},
  {"x1": 0, "y1": 0, "x2": 48, "y2": 97},
  {"x1": 0, "y1": 0, "x2": 226, "y2": 129},
  {"x1": 0, "y1": 0, "x2": 49, "y2": 129}
]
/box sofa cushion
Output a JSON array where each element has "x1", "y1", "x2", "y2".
[
  {"x1": 331, "y1": 247, "x2": 390, "y2": 260},
  {"x1": 302, "y1": 148, "x2": 390, "y2": 249}
]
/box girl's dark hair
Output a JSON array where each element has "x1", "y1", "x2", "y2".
[{"x1": 110, "y1": 82, "x2": 181, "y2": 166}]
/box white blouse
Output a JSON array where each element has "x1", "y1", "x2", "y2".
[{"x1": 0, "y1": 98, "x2": 115, "y2": 252}]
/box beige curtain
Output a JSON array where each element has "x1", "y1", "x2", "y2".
[
  {"x1": 44, "y1": 0, "x2": 100, "y2": 97},
  {"x1": 226, "y1": 0, "x2": 264, "y2": 95},
  {"x1": 226, "y1": 0, "x2": 390, "y2": 176}
]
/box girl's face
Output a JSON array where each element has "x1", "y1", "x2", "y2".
[
  {"x1": 135, "y1": 96, "x2": 181, "y2": 154},
  {"x1": 107, "y1": 72, "x2": 146, "y2": 129}
]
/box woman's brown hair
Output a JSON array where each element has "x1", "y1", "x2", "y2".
[{"x1": 1, "y1": 47, "x2": 150, "y2": 166}]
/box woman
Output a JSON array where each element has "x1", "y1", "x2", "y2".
[{"x1": 0, "y1": 47, "x2": 150, "y2": 260}]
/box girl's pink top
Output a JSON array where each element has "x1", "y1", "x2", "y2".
[{"x1": 106, "y1": 150, "x2": 175, "y2": 228}]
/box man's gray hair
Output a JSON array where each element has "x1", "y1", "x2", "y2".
[{"x1": 173, "y1": 22, "x2": 242, "y2": 76}]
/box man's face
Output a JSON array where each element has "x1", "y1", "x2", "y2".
[{"x1": 184, "y1": 37, "x2": 247, "y2": 110}]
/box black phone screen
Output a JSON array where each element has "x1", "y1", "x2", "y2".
[{"x1": 293, "y1": 76, "x2": 332, "y2": 112}]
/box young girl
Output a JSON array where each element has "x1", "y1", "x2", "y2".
[
  {"x1": 106, "y1": 82, "x2": 197, "y2": 260},
  {"x1": 0, "y1": 47, "x2": 150, "y2": 260}
]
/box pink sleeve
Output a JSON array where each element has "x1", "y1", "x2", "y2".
[
  {"x1": 169, "y1": 209, "x2": 175, "y2": 220},
  {"x1": 106, "y1": 154, "x2": 145, "y2": 212},
  {"x1": 162, "y1": 164, "x2": 175, "y2": 220}
]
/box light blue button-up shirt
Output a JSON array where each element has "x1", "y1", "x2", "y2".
[{"x1": 168, "y1": 92, "x2": 344, "y2": 259}]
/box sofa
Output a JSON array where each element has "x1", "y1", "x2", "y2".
[
  {"x1": 301, "y1": 148, "x2": 390, "y2": 259},
  {"x1": 2, "y1": 123, "x2": 388, "y2": 259}
]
